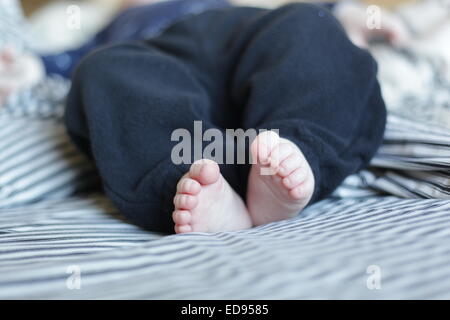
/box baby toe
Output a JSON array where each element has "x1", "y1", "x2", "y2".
[
  {"x1": 175, "y1": 224, "x2": 192, "y2": 234},
  {"x1": 251, "y1": 131, "x2": 280, "y2": 165},
  {"x1": 189, "y1": 159, "x2": 220, "y2": 185},
  {"x1": 282, "y1": 167, "x2": 308, "y2": 189},
  {"x1": 173, "y1": 194, "x2": 198, "y2": 210},
  {"x1": 278, "y1": 153, "x2": 302, "y2": 177},
  {"x1": 289, "y1": 176, "x2": 314, "y2": 201},
  {"x1": 172, "y1": 210, "x2": 192, "y2": 225},
  {"x1": 268, "y1": 142, "x2": 293, "y2": 172},
  {"x1": 289, "y1": 185, "x2": 308, "y2": 200},
  {"x1": 177, "y1": 178, "x2": 201, "y2": 195}
]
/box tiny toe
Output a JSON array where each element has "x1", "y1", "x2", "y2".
[
  {"x1": 289, "y1": 185, "x2": 306, "y2": 200},
  {"x1": 278, "y1": 154, "x2": 302, "y2": 177},
  {"x1": 251, "y1": 131, "x2": 280, "y2": 165},
  {"x1": 290, "y1": 180, "x2": 313, "y2": 201},
  {"x1": 190, "y1": 159, "x2": 220, "y2": 185},
  {"x1": 177, "y1": 178, "x2": 201, "y2": 195},
  {"x1": 283, "y1": 167, "x2": 307, "y2": 189},
  {"x1": 268, "y1": 143, "x2": 293, "y2": 170},
  {"x1": 173, "y1": 194, "x2": 198, "y2": 210},
  {"x1": 175, "y1": 224, "x2": 192, "y2": 234},
  {"x1": 172, "y1": 210, "x2": 192, "y2": 225}
]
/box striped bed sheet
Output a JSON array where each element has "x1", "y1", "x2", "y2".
[
  {"x1": 1, "y1": 0, "x2": 450, "y2": 300},
  {"x1": 334, "y1": 114, "x2": 450, "y2": 199},
  {"x1": 1, "y1": 103, "x2": 449, "y2": 209},
  {"x1": 1, "y1": 0, "x2": 449, "y2": 207},
  {"x1": 1, "y1": 195, "x2": 450, "y2": 299}
]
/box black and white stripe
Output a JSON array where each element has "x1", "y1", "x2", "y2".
[
  {"x1": 1, "y1": 0, "x2": 450, "y2": 300},
  {"x1": 2, "y1": 100, "x2": 449, "y2": 208},
  {"x1": 335, "y1": 114, "x2": 450, "y2": 199},
  {"x1": 0, "y1": 115, "x2": 100, "y2": 208},
  {"x1": 1, "y1": 0, "x2": 449, "y2": 207},
  {"x1": 1, "y1": 195, "x2": 449, "y2": 299}
]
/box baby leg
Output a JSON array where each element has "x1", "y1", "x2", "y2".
[
  {"x1": 66, "y1": 41, "x2": 250, "y2": 233},
  {"x1": 66, "y1": 42, "x2": 216, "y2": 233},
  {"x1": 229, "y1": 4, "x2": 387, "y2": 225}
]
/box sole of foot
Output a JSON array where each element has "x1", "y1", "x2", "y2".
[
  {"x1": 172, "y1": 159, "x2": 252, "y2": 234},
  {"x1": 247, "y1": 131, "x2": 315, "y2": 226}
]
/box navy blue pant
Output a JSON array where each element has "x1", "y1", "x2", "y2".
[{"x1": 66, "y1": 4, "x2": 386, "y2": 233}]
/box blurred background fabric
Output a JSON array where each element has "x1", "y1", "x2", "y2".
[
  {"x1": 1, "y1": 0, "x2": 448, "y2": 205},
  {"x1": 19, "y1": 0, "x2": 419, "y2": 52},
  {"x1": 0, "y1": 0, "x2": 449, "y2": 300}
]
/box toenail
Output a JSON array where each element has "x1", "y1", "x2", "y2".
[{"x1": 193, "y1": 164, "x2": 202, "y2": 176}]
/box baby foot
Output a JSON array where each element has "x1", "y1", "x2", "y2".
[
  {"x1": 172, "y1": 159, "x2": 252, "y2": 234},
  {"x1": 0, "y1": 47, "x2": 44, "y2": 106},
  {"x1": 247, "y1": 131, "x2": 315, "y2": 226}
]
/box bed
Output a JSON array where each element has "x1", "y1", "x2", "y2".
[
  {"x1": 1, "y1": 0, "x2": 449, "y2": 299},
  {"x1": 1, "y1": 195, "x2": 449, "y2": 299}
]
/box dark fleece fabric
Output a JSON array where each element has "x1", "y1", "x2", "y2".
[{"x1": 65, "y1": 3, "x2": 387, "y2": 233}]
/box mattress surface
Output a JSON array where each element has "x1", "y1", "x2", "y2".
[{"x1": 1, "y1": 195, "x2": 449, "y2": 299}]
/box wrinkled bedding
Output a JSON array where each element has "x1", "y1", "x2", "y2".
[
  {"x1": 0, "y1": 195, "x2": 449, "y2": 299},
  {"x1": 0, "y1": 0, "x2": 449, "y2": 299}
]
